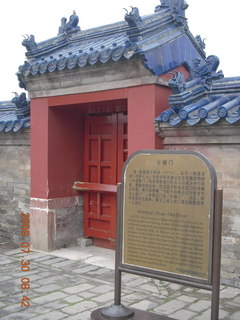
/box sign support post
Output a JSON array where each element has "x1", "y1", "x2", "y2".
[{"x1": 211, "y1": 189, "x2": 223, "y2": 320}]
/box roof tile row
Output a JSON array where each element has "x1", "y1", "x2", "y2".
[{"x1": 156, "y1": 77, "x2": 240, "y2": 127}]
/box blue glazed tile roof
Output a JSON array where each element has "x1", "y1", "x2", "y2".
[
  {"x1": 17, "y1": 6, "x2": 205, "y2": 86},
  {"x1": 155, "y1": 77, "x2": 240, "y2": 127},
  {"x1": 0, "y1": 96, "x2": 30, "y2": 133}
]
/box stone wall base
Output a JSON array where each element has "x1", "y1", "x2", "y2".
[{"x1": 30, "y1": 196, "x2": 83, "y2": 251}]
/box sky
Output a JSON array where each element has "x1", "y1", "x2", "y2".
[{"x1": 0, "y1": 0, "x2": 239, "y2": 101}]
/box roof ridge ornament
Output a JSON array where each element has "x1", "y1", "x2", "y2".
[
  {"x1": 22, "y1": 35, "x2": 38, "y2": 52},
  {"x1": 195, "y1": 35, "x2": 206, "y2": 51},
  {"x1": 11, "y1": 93, "x2": 30, "y2": 120},
  {"x1": 58, "y1": 10, "x2": 81, "y2": 36},
  {"x1": 124, "y1": 7, "x2": 142, "y2": 42},
  {"x1": 189, "y1": 55, "x2": 224, "y2": 90},
  {"x1": 155, "y1": 0, "x2": 189, "y2": 27},
  {"x1": 168, "y1": 71, "x2": 186, "y2": 94},
  {"x1": 167, "y1": 55, "x2": 224, "y2": 95}
]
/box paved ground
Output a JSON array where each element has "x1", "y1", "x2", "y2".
[{"x1": 0, "y1": 241, "x2": 240, "y2": 320}]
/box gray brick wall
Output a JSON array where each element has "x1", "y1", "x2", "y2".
[
  {"x1": 0, "y1": 130, "x2": 30, "y2": 243},
  {"x1": 159, "y1": 125, "x2": 240, "y2": 288}
]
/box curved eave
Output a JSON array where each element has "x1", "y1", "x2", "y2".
[
  {"x1": 0, "y1": 116, "x2": 30, "y2": 133},
  {"x1": 18, "y1": 43, "x2": 138, "y2": 79},
  {"x1": 156, "y1": 95, "x2": 240, "y2": 127},
  {"x1": 141, "y1": 33, "x2": 205, "y2": 76}
]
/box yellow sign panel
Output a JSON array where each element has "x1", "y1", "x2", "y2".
[{"x1": 122, "y1": 152, "x2": 215, "y2": 282}]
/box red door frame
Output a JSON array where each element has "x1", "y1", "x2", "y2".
[
  {"x1": 30, "y1": 85, "x2": 171, "y2": 250},
  {"x1": 29, "y1": 85, "x2": 171, "y2": 253},
  {"x1": 31, "y1": 85, "x2": 170, "y2": 200}
]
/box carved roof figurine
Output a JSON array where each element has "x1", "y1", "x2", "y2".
[
  {"x1": 124, "y1": 7, "x2": 142, "y2": 42},
  {"x1": 189, "y1": 55, "x2": 224, "y2": 89},
  {"x1": 195, "y1": 35, "x2": 206, "y2": 51},
  {"x1": 58, "y1": 10, "x2": 80, "y2": 35},
  {"x1": 11, "y1": 92, "x2": 30, "y2": 119},
  {"x1": 168, "y1": 71, "x2": 186, "y2": 94},
  {"x1": 58, "y1": 17, "x2": 67, "y2": 35},
  {"x1": 22, "y1": 34, "x2": 38, "y2": 52},
  {"x1": 155, "y1": 0, "x2": 189, "y2": 27},
  {"x1": 124, "y1": 7, "x2": 142, "y2": 27}
]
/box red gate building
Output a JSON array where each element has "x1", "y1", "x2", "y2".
[{"x1": 17, "y1": 1, "x2": 240, "y2": 285}]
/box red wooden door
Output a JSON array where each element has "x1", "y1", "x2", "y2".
[{"x1": 84, "y1": 113, "x2": 127, "y2": 248}]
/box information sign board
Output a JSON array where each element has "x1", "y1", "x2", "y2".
[{"x1": 121, "y1": 151, "x2": 217, "y2": 284}]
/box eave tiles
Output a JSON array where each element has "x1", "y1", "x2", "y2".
[
  {"x1": 0, "y1": 96, "x2": 30, "y2": 133},
  {"x1": 156, "y1": 77, "x2": 240, "y2": 127}
]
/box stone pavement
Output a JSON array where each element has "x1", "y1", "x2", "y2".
[{"x1": 0, "y1": 242, "x2": 240, "y2": 320}]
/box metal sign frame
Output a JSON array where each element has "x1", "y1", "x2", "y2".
[
  {"x1": 91, "y1": 150, "x2": 223, "y2": 320},
  {"x1": 120, "y1": 150, "x2": 217, "y2": 286}
]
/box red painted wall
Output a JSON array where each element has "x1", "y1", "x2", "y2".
[
  {"x1": 48, "y1": 107, "x2": 84, "y2": 198},
  {"x1": 128, "y1": 85, "x2": 171, "y2": 154},
  {"x1": 31, "y1": 100, "x2": 84, "y2": 199},
  {"x1": 47, "y1": 89, "x2": 128, "y2": 107},
  {"x1": 31, "y1": 98, "x2": 49, "y2": 199}
]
